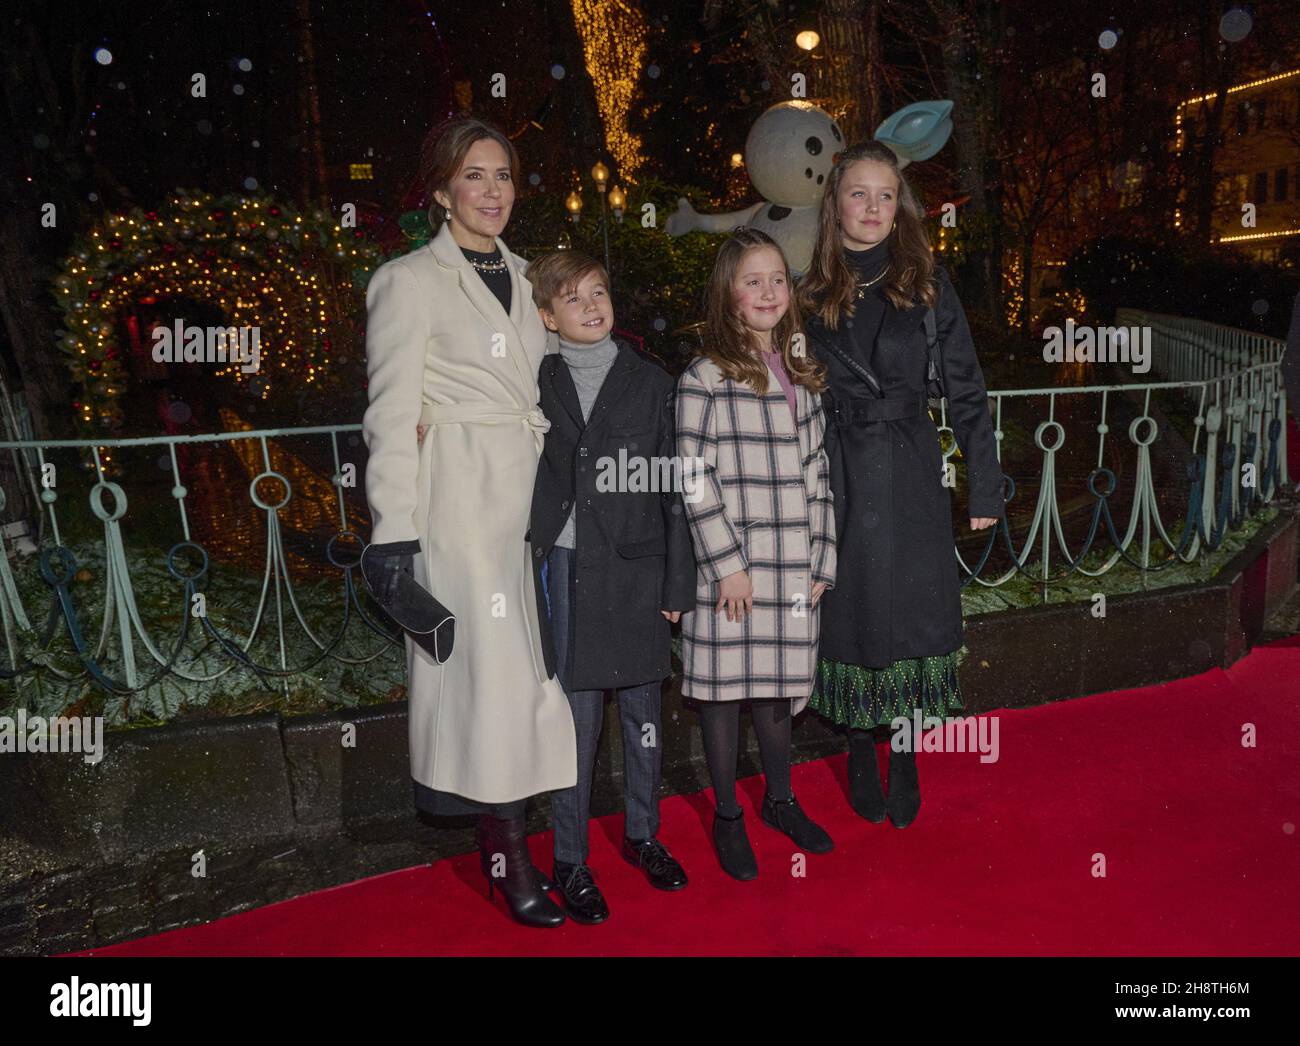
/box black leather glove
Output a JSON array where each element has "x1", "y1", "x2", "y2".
[{"x1": 364, "y1": 539, "x2": 420, "y2": 606}]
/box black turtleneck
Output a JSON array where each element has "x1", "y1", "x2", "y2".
[
  {"x1": 460, "y1": 243, "x2": 512, "y2": 314},
  {"x1": 839, "y1": 237, "x2": 892, "y2": 371}
]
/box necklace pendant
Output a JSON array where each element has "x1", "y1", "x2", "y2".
[{"x1": 852, "y1": 261, "x2": 889, "y2": 296}]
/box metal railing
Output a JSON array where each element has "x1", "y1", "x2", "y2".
[
  {"x1": 936, "y1": 308, "x2": 1288, "y2": 587},
  {"x1": 0, "y1": 421, "x2": 392, "y2": 709},
  {"x1": 0, "y1": 309, "x2": 1290, "y2": 710}
]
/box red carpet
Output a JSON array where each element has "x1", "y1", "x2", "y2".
[{"x1": 77, "y1": 638, "x2": 1300, "y2": 956}]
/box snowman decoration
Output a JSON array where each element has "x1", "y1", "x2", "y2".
[{"x1": 666, "y1": 99, "x2": 954, "y2": 274}]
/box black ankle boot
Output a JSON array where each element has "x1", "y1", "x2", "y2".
[
  {"x1": 847, "y1": 730, "x2": 887, "y2": 823},
  {"x1": 712, "y1": 808, "x2": 758, "y2": 880},
  {"x1": 886, "y1": 744, "x2": 921, "y2": 829},
  {"x1": 478, "y1": 815, "x2": 566, "y2": 927},
  {"x1": 760, "y1": 793, "x2": 834, "y2": 853}
]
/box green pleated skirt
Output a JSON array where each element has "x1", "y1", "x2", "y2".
[{"x1": 809, "y1": 650, "x2": 965, "y2": 730}]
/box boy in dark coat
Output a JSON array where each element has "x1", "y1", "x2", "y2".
[{"x1": 526, "y1": 251, "x2": 697, "y2": 923}]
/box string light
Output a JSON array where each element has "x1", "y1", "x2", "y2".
[
  {"x1": 1176, "y1": 67, "x2": 1300, "y2": 112},
  {"x1": 1173, "y1": 66, "x2": 1300, "y2": 242},
  {"x1": 571, "y1": 0, "x2": 647, "y2": 179},
  {"x1": 1217, "y1": 227, "x2": 1300, "y2": 243},
  {"x1": 1003, "y1": 253, "x2": 1024, "y2": 329},
  {"x1": 54, "y1": 191, "x2": 385, "y2": 430}
]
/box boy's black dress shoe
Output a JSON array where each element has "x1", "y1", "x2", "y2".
[
  {"x1": 886, "y1": 745, "x2": 921, "y2": 829},
  {"x1": 553, "y1": 860, "x2": 610, "y2": 924},
  {"x1": 622, "y1": 836, "x2": 688, "y2": 890},
  {"x1": 760, "y1": 793, "x2": 834, "y2": 853},
  {"x1": 712, "y1": 808, "x2": 758, "y2": 880}
]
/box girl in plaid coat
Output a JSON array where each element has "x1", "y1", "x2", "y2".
[{"x1": 675, "y1": 228, "x2": 838, "y2": 880}]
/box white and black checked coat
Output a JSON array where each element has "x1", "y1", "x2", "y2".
[{"x1": 674, "y1": 355, "x2": 836, "y2": 707}]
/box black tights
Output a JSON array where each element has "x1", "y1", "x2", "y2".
[{"x1": 697, "y1": 699, "x2": 792, "y2": 817}]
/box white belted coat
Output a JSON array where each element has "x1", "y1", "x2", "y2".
[{"x1": 361, "y1": 222, "x2": 576, "y2": 804}]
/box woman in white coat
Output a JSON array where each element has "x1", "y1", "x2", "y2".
[{"x1": 362, "y1": 117, "x2": 576, "y2": 927}]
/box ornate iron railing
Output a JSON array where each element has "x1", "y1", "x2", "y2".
[
  {"x1": 0, "y1": 310, "x2": 1289, "y2": 707},
  {"x1": 0, "y1": 422, "x2": 391, "y2": 709},
  {"x1": 937, "y1": 308, "x2": 1288, "y2": 588}
]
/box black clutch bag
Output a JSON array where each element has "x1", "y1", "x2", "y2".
[{"x1": 360, "y1": 542, "x2": 455, "y2": 664}]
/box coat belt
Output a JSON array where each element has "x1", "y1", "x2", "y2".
[
  {"x1": 824, "y1": 391, "x2": 928, "y2": 427},
  {"x1": 419, "y1": 401, "x2": 552, "y2": 452}
]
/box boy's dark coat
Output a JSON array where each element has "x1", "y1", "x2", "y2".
[{"x1": 529, "y1": 339, "x2": 697, "y2": 689}]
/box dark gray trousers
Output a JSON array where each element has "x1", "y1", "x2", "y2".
[{"x1": 545, "y1": 544, "x2": 663, "y2": 865}]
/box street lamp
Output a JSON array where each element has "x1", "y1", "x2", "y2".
[
  {"x1": 588, "y1": 161, "x2": 614, "y2": 275},
  {"x1": 564, "y1": 163, "x2": 617, "y2": 272}
]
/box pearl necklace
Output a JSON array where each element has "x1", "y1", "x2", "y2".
[{"x1": 467, "y1": 255, "x2": 507, "y2": 274}]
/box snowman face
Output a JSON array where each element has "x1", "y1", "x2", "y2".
[{"x1": 743, "y1": 102, "x2": 844, "y2": 209}]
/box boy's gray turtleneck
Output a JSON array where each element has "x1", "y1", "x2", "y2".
[{"x1": 554, "y1": 332, "x2": 619, "y2": 549}]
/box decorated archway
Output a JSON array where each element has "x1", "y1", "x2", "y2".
[{"x1": 53, "y1": 191, "x2": 388, "y2": 430}]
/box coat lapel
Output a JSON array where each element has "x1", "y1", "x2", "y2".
[
  {"x1": 763, "y1": 360, "x2": 797, "y2": 439},
  {"x1": 873, "y1": 293, "x2": 929, "y2": 366},
  {"x1": 581, "y1": 344, "x2": 636, "y2": 432},
  {"x1": 794, "y1": 381, "x2": 814, "y2": 463},
  {"x1": 543, "y1": 354, "x2": 585, "y2": 431},
  {"x1": 805, "y1": 316, "x2": 883, "y2": 397},
  {"x1": 502, "y1": 238, "x2": 534, "y2": 337},
  {"x1": 429, "y1": 223, "x2": 534, "y2": 396}
]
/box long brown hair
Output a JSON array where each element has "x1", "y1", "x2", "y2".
[
  {"x1": 417, "y1": 116, "x2": 520, "y2": 232},
  {"x1": 798, "y1": 140, "x2": 936, "y2": 329},
  {"x1": 702, "y1": 228, "x2": 826, "y2": 395}
]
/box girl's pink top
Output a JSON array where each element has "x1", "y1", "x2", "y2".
[{"x1": 761, "y1": 349, "x2": 798, "y2": 426}]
